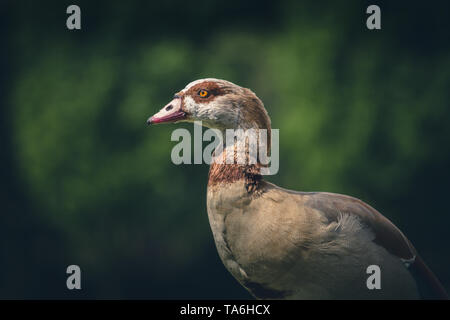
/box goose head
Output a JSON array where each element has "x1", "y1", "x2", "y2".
[{"x1": 147, "y1": 78, "x2": 271, "y2": 131}]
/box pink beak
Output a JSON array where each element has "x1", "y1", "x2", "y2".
[{"x1": 147, "y1": 97, "x2": 186, "y2": 125}]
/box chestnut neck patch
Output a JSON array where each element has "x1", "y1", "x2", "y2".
[{"x1": 208, "y1": 162, "x2": 262, "y2": 193}]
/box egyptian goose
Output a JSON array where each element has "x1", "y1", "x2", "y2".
[{"x1": 147, "y1": 78, "x2": 448, "y2": 300}]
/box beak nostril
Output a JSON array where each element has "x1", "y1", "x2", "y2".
[{"x1": 165, "y1": 105, "x2": 173, "y2": 111}]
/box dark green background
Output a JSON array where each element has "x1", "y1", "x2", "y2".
[{"x1": 0, "y1": 0, "x2": 449, "y2": 298}]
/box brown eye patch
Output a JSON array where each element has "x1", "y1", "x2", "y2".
[{"x1": 186, "y1": 81, "x2": 229, "y2": 103}]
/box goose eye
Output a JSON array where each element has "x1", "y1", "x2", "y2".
[{"x1": 198, "y1": 89, "x2": 209, "y2": 98}]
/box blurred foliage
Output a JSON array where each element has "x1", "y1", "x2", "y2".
[{"x1": 0, "y1": 0, "x2": 449, "y2": 298}]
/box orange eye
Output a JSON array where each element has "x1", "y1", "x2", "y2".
[{"x1": 198, "y1": 89, "x2": 209, "y2": 98}]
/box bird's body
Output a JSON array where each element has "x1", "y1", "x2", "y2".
[
  {"x1": 148, "y1": 78, "x2": 448, "y2": 299},
  {"x1": 208, "y1": 174, "x2": 419, "y2": 299}
]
